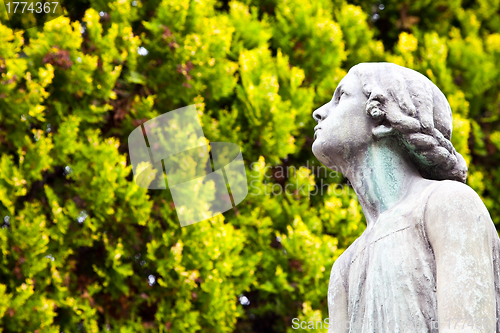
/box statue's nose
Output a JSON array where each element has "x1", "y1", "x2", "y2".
[{"x1": 313, "y1": 102, "x2": 330, "y2": 122}]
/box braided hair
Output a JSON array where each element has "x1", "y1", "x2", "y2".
[{"x1": 351, "y1": 62, "x2": 468, "y2": 183}]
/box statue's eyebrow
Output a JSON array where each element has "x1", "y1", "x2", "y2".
[{"x1": 333, "y1": 84, "x2": 344, "y2": 102}]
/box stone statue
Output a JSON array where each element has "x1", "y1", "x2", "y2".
[{"x1": 312, "y1": 62, "x2": 500, "y2": 332}]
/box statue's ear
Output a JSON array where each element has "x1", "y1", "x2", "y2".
[
  {"x1": 366, "y1": 90, "x2": 396, "y2": 139},
  {"x1": 371, "y1": 96, "x2": 421, "y2": 139}
]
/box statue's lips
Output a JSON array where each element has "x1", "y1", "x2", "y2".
[{"x1": 314, "y1": 126, "x2": 321, "y2": 140}]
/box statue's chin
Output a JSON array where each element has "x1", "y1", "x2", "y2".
[
  {"x1": 311, "y1": 139, "x2": 322, "y2": 159},
  {"x1": 312, "y1": 140, "x2": 330, "y2": 166},
  {"x1": 312, "y1": 140, "x2": 343, "y2": 170}
]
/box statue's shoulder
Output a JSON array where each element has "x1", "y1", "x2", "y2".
[
  {"x1": 426, "y1": 179, "x2": 485, "y2": 210},
  {"x1": 424, "y1": 179, "x2": 494, "y2": 241},
  {"x1": 331, "y1": 233, "x2": 365, "y2": 275}
]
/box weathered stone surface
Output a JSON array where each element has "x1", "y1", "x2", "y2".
[{"x1": 312, "y1": 62, "x2": 500, "y2": 332}]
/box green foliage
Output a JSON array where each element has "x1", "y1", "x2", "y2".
[{"x1": 0, "y1": 0, "x2": 499, "y2": 332}]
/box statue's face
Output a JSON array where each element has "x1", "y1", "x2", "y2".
[{"x1": 312, "y1": 71, "x2": 374, "y2": 169}]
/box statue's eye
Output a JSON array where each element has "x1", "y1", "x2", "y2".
[{"x1": 338, "y1": 91, "x2": 345, "y2": 102}]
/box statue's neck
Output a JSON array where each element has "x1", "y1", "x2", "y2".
[{"x1": 343, "y1": 139, "x2": 423, "y2": 228}]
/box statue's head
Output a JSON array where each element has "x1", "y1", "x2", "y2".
[{"x1": 312, "y1": 62, "x2": 467, "y2": 183}]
